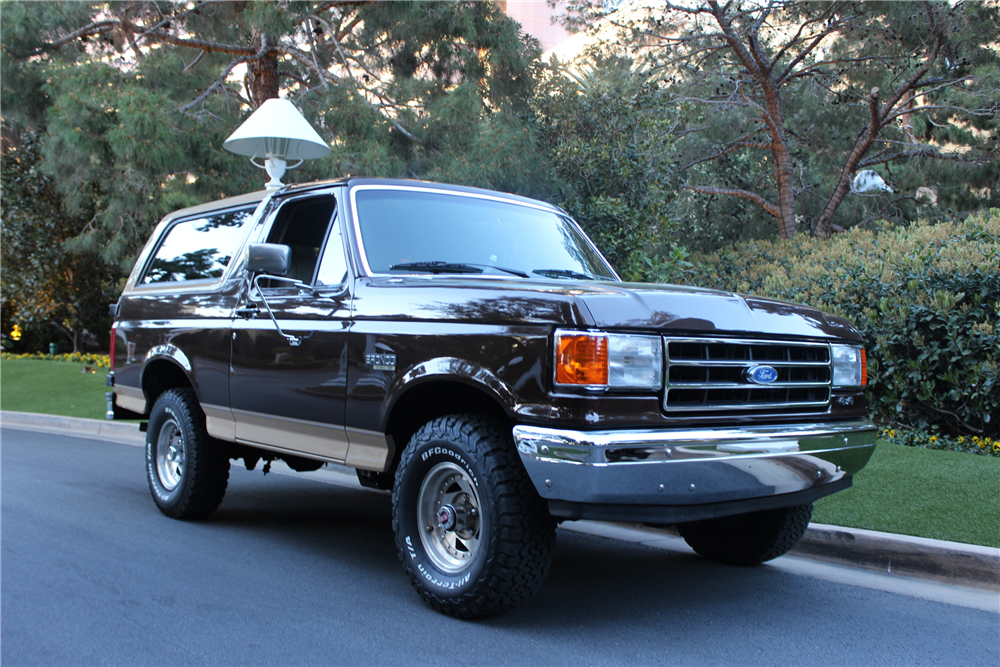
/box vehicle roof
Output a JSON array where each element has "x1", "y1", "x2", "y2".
[
  {"x1": 161, "y1": 189, "x2": 272, "y2": 223},
  {"x1": 341, "y1": 178, "x2": 567, "y2": 214},
  {"x1": 167, "y1": 177, "x2": 566, "y2": 220}
]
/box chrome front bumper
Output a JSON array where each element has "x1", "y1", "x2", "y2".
[{"x1": 513, "y1": 420, "x2": 876, "y2": 520}]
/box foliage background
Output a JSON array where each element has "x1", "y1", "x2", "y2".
[
  {"x1": 1, "y1": 1, "x2": 997, "y2": 444},
  {"x1": 687, "y1": 209, "x2": 1000, "y2": 440}
]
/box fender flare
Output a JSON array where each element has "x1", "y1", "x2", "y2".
[
  {"x1": 382, "y1": 356, "x2": 517, "y2": 430},
  {"x1": 140, "y1": 344, "x2": 196, "y2": 404}
]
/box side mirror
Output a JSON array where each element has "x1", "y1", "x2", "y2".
[{"x1": 247, "y1": 243, "x2": 291, "y2": 276}]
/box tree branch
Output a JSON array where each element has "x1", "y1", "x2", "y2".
[
  {"x1": 782, "y1": 55, "x2": 898, "y2": 83},
  {"x1": 768, "y1": 3, "x2": 837, "y2": 71},
  {"x1": 706, "y1": 0, "x2": 764, "y2": 79},
  {"x1": 858, "y1": 148, "x2": 973, "y2": 168},
  {"x1": 681, "y1": 141, "x2": 772, "y2": 170},
  {"x1": 679, "y1": 127, "x2": 769, "y2": 169},
  {"x1": 775, "y1": 14, "x2": 863, "y2": 84},
  {"x1": 661, "y1": 2, "x2": 715, "y2": 16},
  {"x1": 122, "y1": 1, "x2": 230, "y2": 55},
  {"x1": 682, "y1": 184, "x2": 779, "y2": 218},
  {"x1": 876, "y1": 27, "x2": 945, "y2": 123},
  {"x1": 335, "y1": 13, "x2": 366, "y2": 43},
  {"x1": 178, "y1": 54, "x2": 254, "y2": 113},
  {"x1": 141, "y1": 28, "x2": 257, "y2": 56},
  {"x1": 279, "y1": 70, "x2": 312, "y2": 89},
  {"x1": 182, "y1": 50, "x2": 205, "y2": 73},
  {"x1": 45, "y1": 20, "x2": 118, "y2": 50},
  {"x1": 813, "y1": 8, "x2": 946, "y2": 236}
]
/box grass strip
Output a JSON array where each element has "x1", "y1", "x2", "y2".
[
  {"x1": 814, "y1": 442, "x2": 1000, "y2": 548},
  {"x1": 3, "y1": 359, "x2": 998, "y2": 546},
  {"x1": 1, "y1": 357, "x2": 110, "y2": 420}
]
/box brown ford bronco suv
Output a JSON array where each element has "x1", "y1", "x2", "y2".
[{"x1": 108, "y1": 178, "x2": 876, "y2": 618}]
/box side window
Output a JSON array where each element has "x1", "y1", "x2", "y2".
[
  {"x1": 315, "y1": 217, "x2": 348, "y2": 287},
  {"x1": 142, "y1": 207, "x2": 255, "y2": 284},
  {"x1": 264, "y1": 196, "x2": 336, "y2": 285}
]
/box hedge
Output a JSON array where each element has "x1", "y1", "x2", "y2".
[{"x1": 687, "y1": 209, "x2": 1000, "y2": 441}]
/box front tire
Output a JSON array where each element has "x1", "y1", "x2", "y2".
[
  {"x1": 677, "y1": 503, "x2": 813, "y2": 565},
  {"x1": 146, "y1": 388, "x2": 230, "y2": 519},
  {"x1": 392, "y1": 415, "x2": 556, "y2": 619}
]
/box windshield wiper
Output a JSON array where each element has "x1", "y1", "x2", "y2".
[
  {"x1": 532, "y1": 268, "x2": 598, "y2": 280},
  {"x1": 390, "y1": 261, "x2": 482, "y2": 274},
  {"x1": 390, "y1": 261, "x2": 528, "y2": 278}
]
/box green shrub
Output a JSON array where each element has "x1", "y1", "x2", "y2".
[{"x1": 687, "y1": 210, "x2": 1000, "y2": 440}]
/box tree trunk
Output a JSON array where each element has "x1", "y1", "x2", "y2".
[
  {"x1": 812, "y1": 88, "x2": 882, "y2": 236},
  {"x1": 245, "y1": 32, "x2": 279, "y2": 108},
  {"x1": 762, "y1": 84, "x2": 796, "y2": 239}
]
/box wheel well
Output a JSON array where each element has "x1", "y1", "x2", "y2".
[
  {"x1": 384, "y1": 380, "x2": 510, "y2": 474},
  {"x1": 142, "y1": 359, "x2": 194, "y2": 417}
]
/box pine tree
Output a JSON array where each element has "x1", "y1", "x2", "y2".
[
  {"x1": 1, "y1": 1, "x2": 553, "y2": 347},
  {"x1": 561, "y1": 1, "x2": 999, "y2": 243},
  {"x1": 2, "y1": 1, "x2": 549, "y2": 263}
]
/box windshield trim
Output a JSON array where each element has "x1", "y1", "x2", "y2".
[{"x1": 348, "y1": 184, "x2": 620, "y2": 281}]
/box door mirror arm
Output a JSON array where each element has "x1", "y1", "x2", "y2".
[{"x1": 249, "y1": 274, "x2": 316, "y2": 347}]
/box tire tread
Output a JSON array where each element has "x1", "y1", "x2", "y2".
[
  {"x1": 148, "y1": 388, "x2": 229, "y2": 520},
  {"x1": 392, "y1": 414, "x2": 556, "y2": 619},
  {"x1": 677, "y1": 503, "x2": 812, "y2": 566}
]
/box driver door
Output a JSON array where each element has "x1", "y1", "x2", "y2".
[{"x1": 229, "y1": 191, "x2": 353, "y2": 461}]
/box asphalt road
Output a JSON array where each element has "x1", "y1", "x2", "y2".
[{"x1": 2, "y1": 427, "x2": 998, "y2": 666}]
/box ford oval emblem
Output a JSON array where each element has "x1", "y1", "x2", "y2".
[{"x1": 746, "y1": 365, "x2": 779, "y2": 384}]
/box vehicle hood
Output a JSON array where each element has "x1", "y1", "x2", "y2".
[
  {"x1": 358, "y1": 277, "x2": 860, "y2": 342},
  {"x1": 576, "y1": 281, "x2": 860, "y2": 341}
]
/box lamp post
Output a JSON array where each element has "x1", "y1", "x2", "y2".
[{"x1": 223, "y1": 98, "x2": 331, "y2": 189}]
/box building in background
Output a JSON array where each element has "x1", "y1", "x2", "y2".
[{"x1": 500, "y1": 0, "x2": 571, "y2": 52}]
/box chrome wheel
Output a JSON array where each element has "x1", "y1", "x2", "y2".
[
  {"x1": 155, "y1": 419, "x2": 186, "y2": 491},
  {"x1": 417, "y1": 462, "x2": 482, "y2": 573}
]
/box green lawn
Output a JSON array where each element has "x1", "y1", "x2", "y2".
[
  {"x1": 3, "y1": 358, "x2": 998, "y2": 547},
  {"x1": 814, "y1": 442, "x2": 1000, "y2": 548},
  {"x1": 1, "y1": 357, "x2": 110, "y2": 420}
]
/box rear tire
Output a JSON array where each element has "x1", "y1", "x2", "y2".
[
  {"x1": 677, "y1": 503, "x2": 813, "y2": 565},
  {"x1": 392, "y1": 414, "x2": 556, "y2": 618},
  {"x1": 146, "y1": 388, "x2": 230, "y2": 519}
]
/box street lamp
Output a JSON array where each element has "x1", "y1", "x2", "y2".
[{"x1": 223, "y1": 98, "x2": 331, "y2": 189}]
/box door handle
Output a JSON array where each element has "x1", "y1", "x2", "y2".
[{"x1": 235, "y1": 304, "x2": 259, "y2": 318}]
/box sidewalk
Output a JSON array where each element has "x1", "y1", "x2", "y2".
[{"x1": 4, "y1": 409, "x2": 998, "y2": 593}]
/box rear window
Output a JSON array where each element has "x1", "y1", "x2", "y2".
[{"x1": 142, "y1": 207, "x2": 255, "y2": 284}]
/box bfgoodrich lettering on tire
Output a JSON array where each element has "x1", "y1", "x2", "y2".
[
  {"x1": 392, "y1": 414, "x2": 556, "y2": 619},
  {"x1": 146, "y1": 388, "x2": 230, "y2": 520}
]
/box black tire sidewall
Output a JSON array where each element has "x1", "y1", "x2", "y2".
[
  {"x1": 146, "y1": 394, "x2": 190, "y2": 512},
  {"x1": 395, "y1": 438, "x2": 492, "y2": 596}
]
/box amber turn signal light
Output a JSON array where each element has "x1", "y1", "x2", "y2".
[{"x1": 555, "y1": 332, "x2": 609, "y2": 386}]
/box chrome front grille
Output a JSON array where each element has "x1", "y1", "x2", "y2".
[{"x1": 664, "y1": 337, "x2": 831, "y2": 413}]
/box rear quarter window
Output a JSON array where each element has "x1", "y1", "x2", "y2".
[{"x1": 142, "y1": 207, "x2": 255, "y2": 284}]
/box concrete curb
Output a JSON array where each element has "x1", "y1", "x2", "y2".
[
  {"x1": 2, "y1": 410, "x2": 146, "y2": 446},
  {"x1": 629, "y1": 522, "x2": 999, "y2": 591},
  {"x1": 4, "y1": 410, "x2": 998, "y2": 591},
  {"x1": 794, "y1": 523, "x2": 999, "y2": 589}
]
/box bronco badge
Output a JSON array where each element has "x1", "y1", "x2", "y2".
[{"x1": 365, "y1": 353, "x2": 397, "y2": 371}]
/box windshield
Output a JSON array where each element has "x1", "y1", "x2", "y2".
[{"x1": 353, "y1": 189, "x2": 617, "y2": 280}]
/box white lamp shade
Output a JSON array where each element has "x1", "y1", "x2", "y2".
[{"x1": 223, "y1": 98, "x2": 330, "y2": 161}]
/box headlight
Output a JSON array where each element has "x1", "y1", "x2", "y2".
[
  {"x1": 554, "y1": 331, "x2": 662, "y2": 389},
  {"x1": 831, "y1": 344, "x2": 867, "y2": 387}
]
